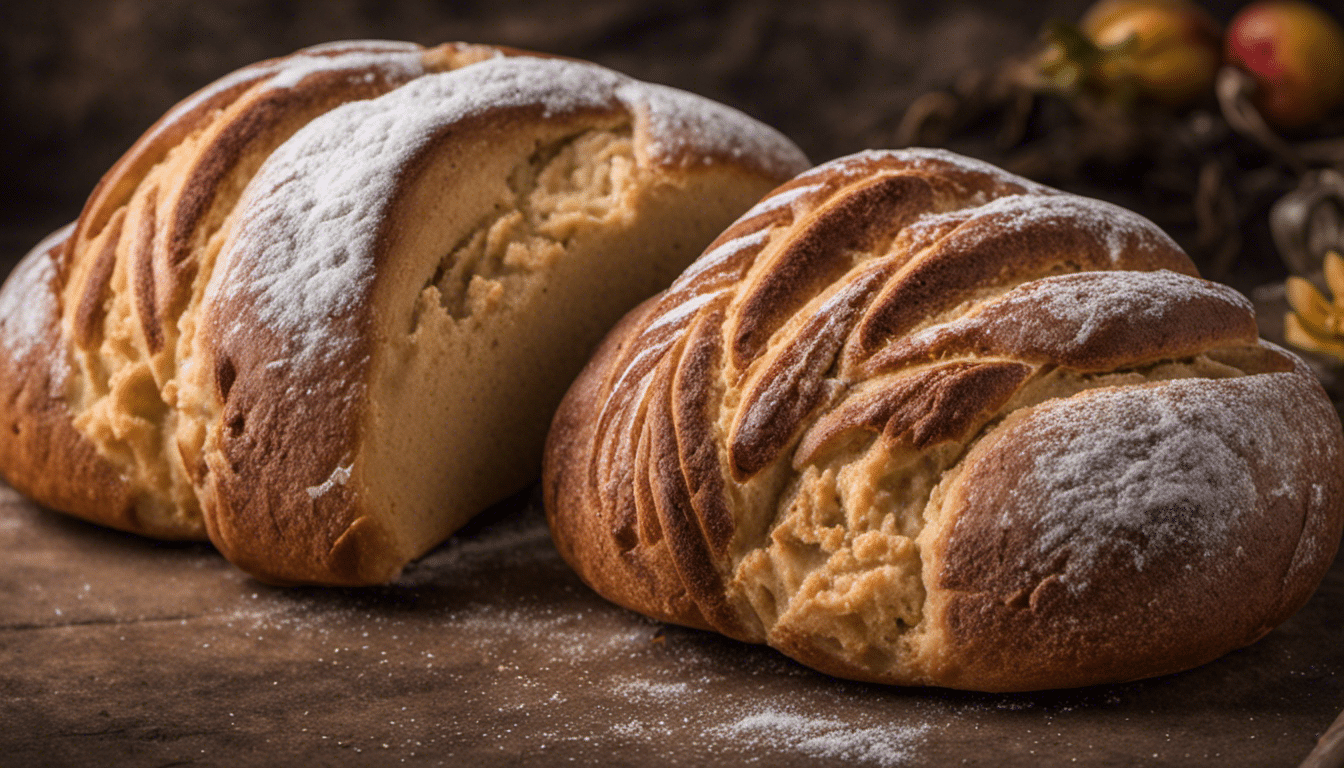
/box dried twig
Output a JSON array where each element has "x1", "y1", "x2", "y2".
[
  {"x1": 894, "y1": 91, "x2": 960, "y2": 148},
  {"x1": 1216, "y1": 66, "x2": 1307, "y2": 175},
  {"x1": 1194, "y1": 159, "x2": 1241, "y2": 280}
]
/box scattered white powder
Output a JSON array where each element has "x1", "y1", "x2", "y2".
[
  {"x1": 612, "y1": 678, "x2": 693, "y2": 699},
  {"x1": 5, "y1": 485, "x2": 943, "y2": 766},
  {"x1": 889, "y1": 147, "x2": 1052, "y2": 193},
  {"x1": 792, "y1": 149, "x2": 898, "y2": 182},
  {"x1": 715, "y1": 708, "x2": 931, "y2": 767},
  {"x1": 447, "y1": 603, "x2": 655, "y2": 662},
  {"x1": 207, "y1": 55, "x2": 805, "y2": 370},
  {"x1": 0, "y1": 225, "x2": 69, "y2": 365},
  {"x1": 901, "y1": 270, "x2": 1251, "y2": 356},
  {"x1": 998, "y1": 375, "x2": 1300, "y2": 592},
  {"x1": 675, "y1": 225, "x2": 773, "y2": 285},
  {"x1": 260, "y1": 47, "x2": 424, "y2": 92},
  {"x1": 623, "y1": 80, "x2": 809, "y2": 178},
  {"x1": 912, "y1": 192, "x2": 1179, "y2": 263},
  {"x1": 641, "y1": 288, "x2": 722, "y2": 335},
  {"x1": 739, "y1": 180, "x2": 826, "y2": 218},
  {"x1": 602, "y1": 340, "x2": 671, "y2": 418},
  {"x1": 796, "y1": 148, "x2": 1052, "y2": 196},
  {"x1": 994, "y1": 270, "x2": 1251, "y2": 347}
]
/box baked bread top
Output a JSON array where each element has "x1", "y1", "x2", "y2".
[
  {"x1": 0, "y1": 42, "x2": 810, "y2": 584},
  {"x1": 543, "y1": 148, "x2": 1344, "y2": 691},
  {"x1": 3, "y1": 40, "x2": 487, "y2": 538}
]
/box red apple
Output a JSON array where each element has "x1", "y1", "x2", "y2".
[
  {"x1": 1226, "y1": 0, "x2": 1344, "y2": 129},
  {"x1": 1080, "y1": 0, "x2": 1222, "y2": 106}
]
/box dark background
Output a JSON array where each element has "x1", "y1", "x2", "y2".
[{"x1": 0, "y1": 0, "x2": 1258, "y2": 275}]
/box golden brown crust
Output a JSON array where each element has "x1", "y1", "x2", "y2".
[
  {"x1": 196, "y1": 314, "x2": 376, "y2": 584},
  {"x1": 65, "y1": 41, "x2": 468, "y2": 268},
  {"x1": 543, "y1": 148, "x2": 1344, "y2": 690},
  {"x1": 924, "y1": 366, "x2": 1344, "y2": 690},
  {"x1": 0, "y1": 42, "x2": 810, "y2": 586},
  {"x1": 0, "y1": 228, "x2": 140, "y2": 534},
  {"x1": 545, "y1": 298, "x2": 730, "y2": 634},
  {"x1": 5, "y1": 41, "x2": 464, "y2": 542},
  {"x1": 190, "y1": 53, "x2": 808, "y2": 585}
]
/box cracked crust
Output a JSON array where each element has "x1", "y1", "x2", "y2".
[
  {"x1": 7, "y1": 41, "x2": 484, "y2": 540},
  {"x1": 0, "y1": 44, "x2": 810, "y2": 585},
  {"x1": 0, "y1": 227, "x2": 140, "y2": 533},
  {"x1": 542, "y1": 148, "x2": 1344, "y2": 691}
]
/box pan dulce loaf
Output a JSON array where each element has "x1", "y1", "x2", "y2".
[
  {"x1": 0, "y1": 42, "x2": 809, "y2": 585},
  {"x1": 542, "y1": 148, "x2": 1344, "y2": 691}
]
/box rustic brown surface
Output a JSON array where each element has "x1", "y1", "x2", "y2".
[
  {"x1": 2, "y1": 2, "x2": 1341, "y2": 765},
  {"x1": 1, "y1": 480, "x2": 1341, "y2": 768}
]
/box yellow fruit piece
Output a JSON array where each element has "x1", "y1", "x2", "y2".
[{"x1": 1285, "y1": 251, "x2": 1344, "y2": 360}]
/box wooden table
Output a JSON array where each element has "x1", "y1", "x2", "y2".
[{"x1": 2, "y1": 481, "x2": 1342, "y2": 767}]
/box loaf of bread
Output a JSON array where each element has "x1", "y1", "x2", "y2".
[
  {"x1": 0, "y1": 41, "x2": 810, "y2": 585},
  {"x1": 543, "y1": 148, "x2": 1344, "y2": 691}
]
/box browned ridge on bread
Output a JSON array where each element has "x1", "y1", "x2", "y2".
[
  {"x1": 1, "y1": 41, "x2": 476, "y2": 539},
  {"x1": 0, "y1": 41, "x2": 810, "y2": 585},
  {"x1": 543, "y1": 148, "x2": 1344, "y2": 691}
]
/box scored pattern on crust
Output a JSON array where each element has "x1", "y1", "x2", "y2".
[
  {"x1": 0, "y1": 40, "x2": 811, "y2": 582},
  {"x1": 0, "y1": 227, "x2": 142, "y2": 532},
  {"x1": 546, "y1": 148, "x2": 1344, "y2": 688},
  {"x1": 37, "y1": 40, "x2": 474, "y2": 537}
]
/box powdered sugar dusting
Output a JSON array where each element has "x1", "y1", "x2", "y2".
[
  {"x1": 5, "y1": 462, "x2": 1333, "y2": 764},
  {"x1": 613, "y1": 677, "x2": 693, "y2": 699},
  {"x1": 211, "y1": 55, "x2": 805, "y2": 368},
  {"x1": 643, "y1": 288, "x2": 722, "y2": 335},
  {"x1": 260, "y1": 49, "x2": 424, "y2": 92},
  {"x1": 1001, "y1": 375, "x2": 1303, "y2": 592},
  {"x1": 1000, "y1": 271, "x2": 1251, "y2": 347},
  {"x1": 620, "y1": 81, "x2": 809, "y2": 178},
  {"x1": 918, "y1": 193, "x2": 1178, "y2": 262},
  {"x1": 793, "y1": 148, "x2": 892, "y2": 182},
  {"x1": 675, "y1": 226, "x2": 772, "y2": 286},
  {"x1": 889, "y1": 147, "x2": 1052, "y2": 194},
  {"x1": 601, "y1": 340, "x2": 670, "y2": 425},
  {"x1": 745, "y1": 181, "x2": 826, "y2": 218},
  {"x1": 900, "y1": 270, "x2": 1252, "y2": 357},
  {"x1": 0, "y1": 225, "x2": 69, "y2": 366}
]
